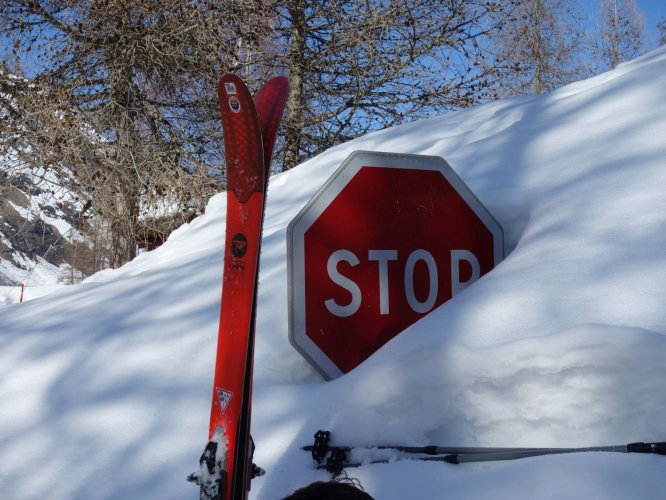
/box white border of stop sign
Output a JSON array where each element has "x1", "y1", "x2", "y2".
[{"x1": 287, "y1": 151, "x2": 503, "y2": 379}]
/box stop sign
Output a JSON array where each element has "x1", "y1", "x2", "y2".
[{"x1": 288, "y1": 151, "x2": 503, "y2": 379}]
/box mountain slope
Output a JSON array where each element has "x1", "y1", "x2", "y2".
[
  {"x1": 1, "y1": 48, "x2": 666, "y2": 499},
  {"x1": 0, "y1": 76, "x2": 90, "y2": 288}
]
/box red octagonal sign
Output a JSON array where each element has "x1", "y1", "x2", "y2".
[{"x1": 288, "y1": 151, "x2": 503, "y2": 379}]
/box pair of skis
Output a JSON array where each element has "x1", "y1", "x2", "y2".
[
  {"x1": 304, "y1": 430, "x2": 666, "y2": 475},
  {"x1": 188, "y1": 74, "x2": 289, "y2": 500}
]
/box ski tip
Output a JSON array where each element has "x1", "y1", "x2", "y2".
[
  {"x1": 270, "y1": 75, "x2": 289, "y2": 91},
  {"x1": 258, "y1": 75, "x2": 288, "y2": 91}
]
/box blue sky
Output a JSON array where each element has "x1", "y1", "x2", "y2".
[
  {"x1": 1, "y1": 1, "x2": 664, "y2": 78},
  {"x1": 636, "y1": 0, "x2": 665, "y2": 46},
  {"x1": 575, "y1": 0, "x2": 664, "y2": 51}
]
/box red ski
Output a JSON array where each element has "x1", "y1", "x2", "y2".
[
  {"x1": 188, "y1": 74, "x2": 288, "y2": 500},
  {"x1": 253, "y1": 76, "x2": 289, "y2": 183}
]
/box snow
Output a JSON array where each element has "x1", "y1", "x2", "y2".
[
  {"x1": 0, "y1": 153, "x2": 87, "y2": 288},
  {"x1": 2, "y1": 47, "x2": 666, "y2": 499}
]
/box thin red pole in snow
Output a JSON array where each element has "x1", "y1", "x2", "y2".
[{"x1": 19, "y1": 283, "x2": 25, "y2": 303}]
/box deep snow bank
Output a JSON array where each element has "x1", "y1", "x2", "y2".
[{"x1": 1, "y1": 47, "x2": 666, "y2": 499}]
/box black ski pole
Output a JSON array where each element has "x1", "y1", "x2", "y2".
[
  {"x1": 445, "y1": 441, "x2": 666, "y2": 464},
  {"x1": 303, "y1": 430, "x2": 630, "y2": 457},
  {"x1": 304, "y1": 431, "x2": 666, "y2": 472}
]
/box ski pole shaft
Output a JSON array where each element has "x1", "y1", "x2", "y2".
[
  {"x1": 301, "y1": 443, "x2": 575, "y2": 456},
  {"x1": 447, "y1": 442, "x2": 666, "y2": 464},
  {"x1": 316, "y1": 442, "x2": 666, "y2": 471},
  {"x1": 305, "y1": 431, "x2": 666, "y2": 458},
  {"x1": 303, "y1": 430, "x2": 562, "y2": 457},
  {"x1": 305, "y1": 431, "x2": 666, "y2": 473}
]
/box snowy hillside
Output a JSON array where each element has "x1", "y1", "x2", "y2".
[
  {"x1": 0, "y1": 166, "x2": 80, "y2": 283},
  {"x1": 0, "y1": 76, "x2": 89, "y2": 291},
  {"x1": 2, "y1": 47, "x2": 666, "y2": 499}
]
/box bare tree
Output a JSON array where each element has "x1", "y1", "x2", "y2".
[
  {"x1": 2, "y1": 0, "x2": 514, "y2": 269},
  {"x1": 490, "y1": 0, "x2": 589, "y2": 96},
  {"x1": 270, "y1": 0, "x2": 508, "y2": 168},
  {"x1": 592, "y1": 0, "x2": 646, "y2": 70},
  {"x1": 657, "y1": 17, "x2": 666, "y2": 46},
  {"x1": 1, "y1": 0, "x2": 271, "y2": 267}
]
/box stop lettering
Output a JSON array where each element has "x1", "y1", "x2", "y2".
[{"x1": 325, "y1": 248, "x2": 481, "y2": 317}]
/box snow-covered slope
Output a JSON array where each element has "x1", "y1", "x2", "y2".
[
  {"x1": 1, "y1": 48, "x2": 666, "y2": 499},
  {"x1": 0, "y1": 151, "x2": 87, "y2": 291},
  {"x1": 0, "y1": 72, "x2": 91, "y2": 291}
]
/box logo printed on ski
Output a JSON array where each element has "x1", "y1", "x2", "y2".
[
  {"x1": 231, "y1": 233, "x2": 248, "y2": 258},
  {"x1": 228, "y1": 96, "x2": 241, "y2": 113},
  {"x1": 217, "y1": 388, "x2": 234, "y2": 412},
  {"x1": 224, "y1": 82, "x2": 237, "y2": 94}
]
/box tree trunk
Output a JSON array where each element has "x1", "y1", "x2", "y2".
[
  {"x1": 283, "y1": 0, "x2": 307, "y2": 169},
  {"x1": 110, "y1": 181, "x2": 139, "y2": 267},
  {"x1": 111, "y1": 218, "x2": 136, "y2": 268}
]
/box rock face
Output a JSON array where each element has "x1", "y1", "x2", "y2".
[{"x1": 0, "y1": 168, "x2": 92, "y2": 286}]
